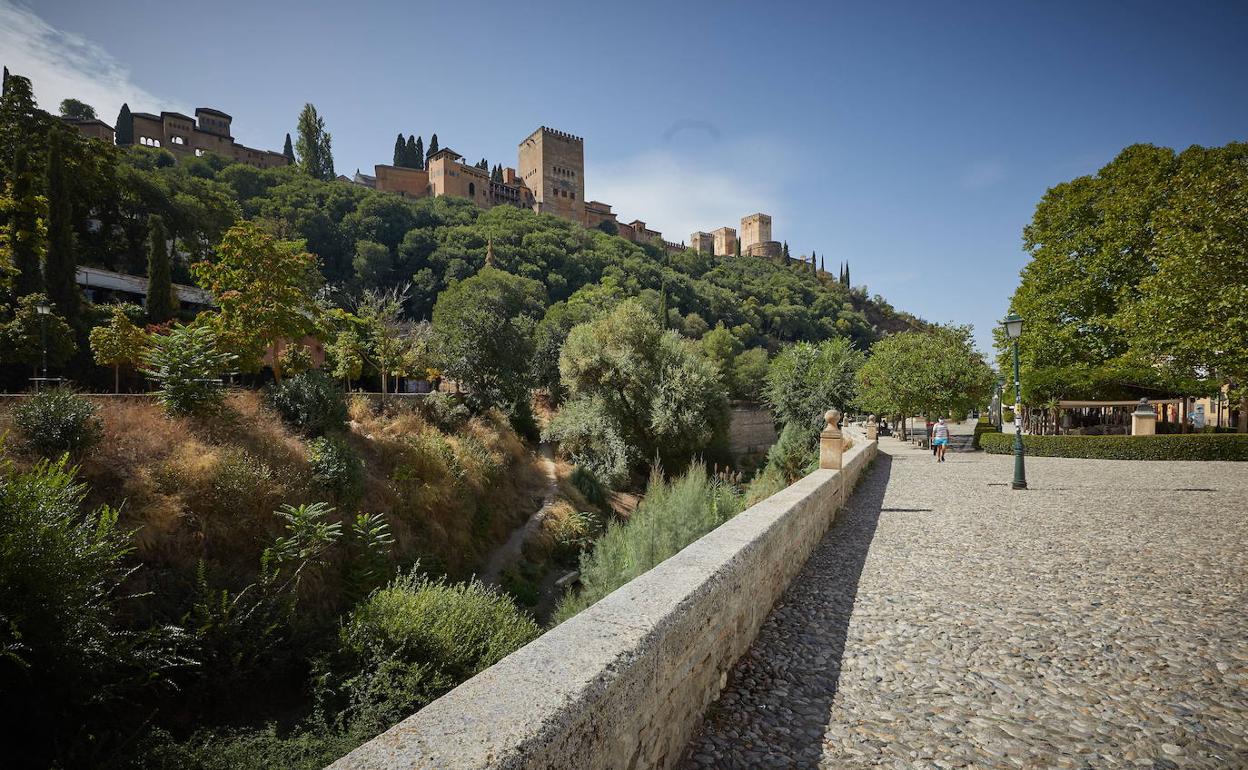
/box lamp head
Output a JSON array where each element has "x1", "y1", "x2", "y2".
[
  {"x1": 35, "y1": 302, "x2": 51, "y2": 316},
  {"x1": 1001, "y1": 313, "x2": 1023, "y2": 339}
]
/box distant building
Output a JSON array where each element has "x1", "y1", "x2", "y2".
[
  {"x1": 61, "y1": 117, "x2": 115, "y2": 144},
  {"x1": 121, "y1": 107, "x2": 288, "y2": 168}
]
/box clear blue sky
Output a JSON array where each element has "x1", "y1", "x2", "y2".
[{"x1": 8, "y1": 0, "x2": 1248, "y2": 351}]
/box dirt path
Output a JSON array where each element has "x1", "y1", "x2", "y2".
[{"x1": 478, "y1": 442, "x2": 558, "y2": 586}]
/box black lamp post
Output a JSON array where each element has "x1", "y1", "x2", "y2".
[
  {"x1": 1001, "y1": 313, "x2": 1027, "y2": 490},
  {"x1": 35, "y1": 300, "x2": 51, "y2": 390}
]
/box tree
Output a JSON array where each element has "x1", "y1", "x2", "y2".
[
  {"x1": 393, "y1": 133, "x2": 406, "y2": 167},
  {"x1": 142, "y1": 322, "x2": 235, "y2": 414},
  {"x1": 545, "y1": 299, "x2": 728, "y2": 483},
  {"x1": 1121, "y1": 142, "x2": 1248, "y2": 431},
  {"x1": 352, "y1": 239, "x2": 393, "y2": 289},
  {"x1": 701, "y1": 322, "x2": 742, "y2": 388},
  {"x1": 0, "y1": 144, "x2": 47, "y2": 297},
  {"x1": 782, "y1": 241, "x2": 790, "y2": 261},
  {"x1": 295, "y1": 104, "x2": 334, "y2": 181},
  {"x1": 431, "y1": 265, "x2": 545, "y2": 411},
  {"x1": 405, "y1": 135, "x2": 417, "y2": 168},
  {"x1": 857, "y1": 327, "x2": 994, "y2": 438},
  {"x1": 412, "y1": 135, "x2": 424, "y2": 169},
  {"x1": 731, "y1": 347, "x2": 770, "y2": 402},
  {"x1": 355, "y1": 287, "x2": 416, "y2": 396},
  {"x1": 89, "y1": 305, "x2": 149, "y2": 392},
  {"x1": 58, "y1": 99, "x2": 96, "y2": 121},
  {"x1": 427, "y1": 133, "x2": 439, "y2": 158},
  {"x1": 0, "y1": 73, "x2": 42, "y2": 179},
  {"x1": 1, "y1": 293, "x2": 76, "y2": 377},
  {"x1": 191, "y1": 221, "x2": 321, "y2": 381},
  {"x1": 282, "y1": 132, "x2": 295, "y2": 164},
  {"x1": 843, "y1": 261, "x2": 850, "y2": 287},
  {"x1": 764, "y1": 338, "x2": 865, "y2": 441},
  {"x1": 145, "y1": 215, "x2": 176, "y2": 324},
  {"x1": 734, "y1": 237, "x2": 741, "y2": 258},
  {"x1": 43, "y1": 134, "x2": 79, "y2": 325},
  {"x1": 114, "y1": 103, "x2": 133, "y2": 145}
]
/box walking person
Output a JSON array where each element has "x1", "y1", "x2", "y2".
[{"x1": 932, "y1": 417, "x2": 950, "y2": 462}]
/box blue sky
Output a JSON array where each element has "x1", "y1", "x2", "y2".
[{"x1": 5, "y1": 0, "x2": 1247, "y2": 351}]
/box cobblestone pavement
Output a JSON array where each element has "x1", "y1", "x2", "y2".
[{"x1": 679, "y1": 438, "x2": 1248, "y2": 769}]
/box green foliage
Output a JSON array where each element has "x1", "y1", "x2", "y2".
[
  {"x1": 0, "y1": 458, "x2": 183, "y2": 768},
  {"x1": 142, "y1": 323, "x2": 235, "y2": 415},
  {"x1": 0, "y1": 144, "x2": 47, "y2": 297},
  {"x1": 90, "y1": 304, "x2": 149, "y2": 391},
  {"x1": 570, "y1": 465, "x2": 608, "y2": 508},
  {"x1": 431, "y1": 266, "x2": 545, "y2": 412},
  {"x1": 43, "y1": 133, "x2": 80, "y2": 324},
  {"x1": 115, "y1": 103, "x2": 133, "y2": 144},
  {"x1": 856, "y1": 326, "x2": 994, "y2": 430},
  {"x1": 295, "y1": 103, "x2": 335, "y2": 181},
  {"x1": 971, "y1": 421, "x2": 1001, "y2": 450},
  {"x1": 979, "y1": 432, "x2": 1248, "y2": 461},
  {"x1": 266, "y1": 370, "x2": 348, "y2": 436},
  {"x1": 326, "y1": 572, "x2": 539, "y2": 734},
  {"x1": 757, "y1": 422, "x2": 819, "y2": 486},
  {"x1": 13, "y1": 387, "x2": 101, "y2": 458},
  {"x1": 556, "y1": 464, "x2": 742, "y2": 621},
  {"x1": 765, "y1": 337, "x2": 864, "y2": 440},
  {"x1": 136, "y1": 724, "x2": 360, "y2": 770},
  {"x1": 308, "y1": 435, "x2": 364, "y2": 504},
  {"x1": 145, "y1": 214, "x2": 176, "y2": 323},
  {"x1": 1, "y1": 292, "x2": 77, "y2": 372},
  {"x1": 545, "y1": 299, "x2": 729, "y2": 483},
  {"x1": 416, "y1": 391, "x2": 470, "y2": 432},
  {"x1": 731, "y1": 347, "x2": 770, "y2": 402}
]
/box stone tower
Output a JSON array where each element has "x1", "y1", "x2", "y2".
[
  {"x1": 690, "y1": 231, "x2": 715, "y2": 254},
  {"x1": 740, "y1": 213, "x2": 772, "y2": 252},
  {"x1": 711, "y1": 226, "x2": 738, "y2": 257},
  {"x1": 518, "y1": 127, "x2": 585, "y2": 224}
]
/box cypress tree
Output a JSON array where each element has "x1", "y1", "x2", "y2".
[
  {"x1": 43, "y1": 134, "x2": 79, "y2": 324},
  {"x1": 782, "y1": 241, "x2": 790, "y2": 260},
  {"x1": 811, "y1": 252, "x2": 817, "y2": 275},
  {"x1": 843, "y1": 261, "x2": 850, "y2": 287},
  {"x1": 413, "y1": 136, "x2": 424, "y2": 169},
  {"x1": 406, "y1": 135, "x2": 417, "y2": 168},
  {"x1": 145, "y1": 215, "x2": 175, "y2": 323},
  {"x1": 427, "y1": 133, "x2": 439, "y2": 158},
  {"x1": 393, "y1": 133, "x2": 406, "y2": 166},
  {"x1": 295, "y1": 103, "x2": 334, "y2": 180},
  {"x1": 7, "y1": 146, "x2": 46, "y2": 297},
  {"x1": 115, "y1": 103, "x2": 133, "y2": 145},
  {"x1": 820, "y1": 255, "x2": 826, "y2": 275},
  {"x1": 734, "y1": 237, "x2": 741, "y2": 258},
  {"x1": 282, "y1": 132, "x2": 295, "y2": 164}
]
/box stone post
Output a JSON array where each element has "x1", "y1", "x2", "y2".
[
  {"x1": 819, "y1": 409, "x2": 843, "y2": 470},
  {"x1": 866, "y1": 414, "x2": 878, "y2": 442},
  {"x1": 1132, "y1": 398, "x2": 1157, "y2": 436}
]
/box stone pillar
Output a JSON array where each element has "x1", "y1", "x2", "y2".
[
  {"x1": 866, "y1": 414, "x2": 878, "y2": 442},
  {"x1": 819, "y1": 409, "x2": 843, "y2": 470},
  {"x1": 1132, "y1": 398, "x2": 1157, "y2": 436}
]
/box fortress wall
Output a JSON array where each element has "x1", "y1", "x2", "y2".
[{"x1": 328, "y1": 428, "x2": 877, "y2": 770}]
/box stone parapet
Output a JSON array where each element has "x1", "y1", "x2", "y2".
[{"x1": 328, "y1": 429, "x2": 876, "y2": 770}]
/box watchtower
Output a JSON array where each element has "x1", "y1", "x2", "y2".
[
  {"x1": 740, "y1": 213, "x2": 772, "y2": 251},
  {"x1": 518, "y1": 126, "x2": 585, "y2": 223}
]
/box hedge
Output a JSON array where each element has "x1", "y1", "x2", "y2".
[
  {"x1": 979, "y1": 432, "x2": 1248, "y2": 461},
  {"x1": 972, "y1": 422, "x2": 1000, "y2": 450}
]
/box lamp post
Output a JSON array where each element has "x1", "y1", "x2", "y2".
[
  {"x1": 35, "y1": 301, "x2": 51, "y2": 390},
  {"x1": 1001, "y1": 313, "x2": 1027, "y2": 490}
]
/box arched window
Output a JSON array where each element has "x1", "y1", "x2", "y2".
[{"x1": 468, "y1": 182, "x2": 475, "y2": 198}]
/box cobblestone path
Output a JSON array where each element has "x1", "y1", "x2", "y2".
[{"x1": 680, "y1": 438, "x2": 1248, "y2": 769}]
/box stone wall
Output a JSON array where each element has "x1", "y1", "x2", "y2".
[
  {"x1": 328, "y1": 429, "x2": 876, "y2": 770},
  {"x1": 728, "y1": 403, "x2": 778, "y2": 462}
]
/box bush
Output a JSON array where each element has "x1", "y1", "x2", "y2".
[
  {"x1": 972, "y1": 421, "x2": 1001, "y2": 450},
  {"x1": 570, "y1": 465, "x2": 608, "y2": 508},
  {"x1": 556, "y1": 463, "x2": 742, "y2": 622},
  {"x1": 416, "y1": 391, "x2": 469, "y2": 432},
  {"x1": 325, "y1": 572, "x2": 539, "y2": 735},
  {"x1": 308, "y1": 436, "x2": 364, "y2": 505},
  {"x1": 12, "y1": 388, "x2": 101, "y2": 458},
  {"x1": 979, "y1": 432, "x2": 1248, "y2": 461},
  {"x1": 143, "y1": 324, "x2": 234, "y2": 415},
  {"x1": 266, "y1": 370, "x2": 348, "y2": 436},
  {"x1": 0, "y1": 458, "x2": 180, "y2": 767}
]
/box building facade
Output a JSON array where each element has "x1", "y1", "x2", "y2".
[
  {"x1": 518, "y1": 127, "x2": 585, "y2": 223},
  {"x1": 127, "y1": 107, "x2": 287, "y2": 168}
]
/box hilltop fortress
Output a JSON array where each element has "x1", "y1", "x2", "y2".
[{"x1": 359, "y1": 126, "x2": 781, "y2": 257}]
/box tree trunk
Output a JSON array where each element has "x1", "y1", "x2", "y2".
[{"x1": 114, "y1": 364, "x2": 120, "y2": 394}]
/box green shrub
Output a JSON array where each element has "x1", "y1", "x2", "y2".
[
  {"x1": 12, "y1": 388, "x2": 101, "y2": 458},
  {"x1": 0, "y1": 458, "x2": 181, "y2": 768},
  {"x1": 143, "y1": 324, "x2": 234, "y2": 415},
  {"x1": 972, "y1": 421, "x2": 1001, "y2": 450},
  {"x1": 556, "y1": 463, "x2": 742, "y2": 622},
  {"x1": 136, "y1": 724, "x2": 359, "y2": 770},
  {"x1": 308, "y1": 436, "x2": 364, "y2": 505},
  {"x1": 417, "y1": 391, "x2": 469, "y2": 432},
  {"x1": 979, "y1": 432, "x2": 1248, "y2": 461},
  {"x1": 266, "y1": 370, "x2": 348, "y2": 436},
  {"x1": 326, "y1": 572, "x2": 539, "y2": 734},
  {"x1": 570, "y1": 465, "x2": 608, "y2": 508}
]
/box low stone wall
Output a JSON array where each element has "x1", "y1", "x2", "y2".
[
  {"x1": 329, "y1": 428, "x2": 876, "y2": 770},
  {"x1": 727, "y1": 403, "x2": 778, "y2": 462}
]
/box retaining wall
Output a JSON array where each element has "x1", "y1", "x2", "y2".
[
  {"x1": 727, "y1": 403, "x2": 778, "y2": 462},
  {"x1": 329, "y1": 428, "x2": 876, "y2": 770}
]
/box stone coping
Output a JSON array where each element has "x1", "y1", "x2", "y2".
[{"x1": 329, "y1": 429, "x2": 875, "y2": 770}]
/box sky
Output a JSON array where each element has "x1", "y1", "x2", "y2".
[{"x1": 5, "y1": 0, "x2": 1248, "y2": 352}]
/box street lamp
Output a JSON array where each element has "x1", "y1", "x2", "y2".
[
  {"x1": 35, "y1": 301, "x2": 51, "y2": 390},
  {"x1": 1000, "y1": 313, "x2": 1027, "y2": 490}
]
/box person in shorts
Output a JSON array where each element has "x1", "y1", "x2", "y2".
[{"x1": 932, "y1": 417, "x2": 950, "y2": 462}]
